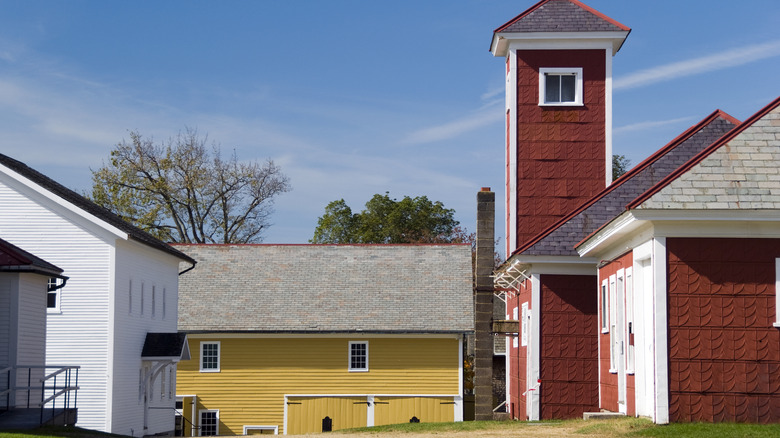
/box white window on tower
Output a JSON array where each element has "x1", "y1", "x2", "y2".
[{"x1": 539, "y1": 68, "x2": 583, "y2": 106}]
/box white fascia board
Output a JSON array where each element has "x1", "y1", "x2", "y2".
[
  {"x1": 632, "y1": 208, "x2": 780, "y2": 222},
  {"x1": 492, "y1": 31, "x2": 629, "y2": 56},
  {"x1": 577, "y1": 211, "x2": 640, "y2": 257},
  {"x1": 509, "y1": 255, "x2": 598, "y2": 276},
  {"x1": 0, "y1": 164, "x2": 128, "y2": 241},
  {"x1": 632, "y1": 209, "x2": 780, "y2": 238}
]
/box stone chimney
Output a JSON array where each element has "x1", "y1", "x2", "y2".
[{"x1": 474, "y1": 187, "x2": 495, "y2": 421}]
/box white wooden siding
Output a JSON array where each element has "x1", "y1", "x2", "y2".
[
  {"x1": 111, "y1": 239, "x2": 181, "y2": 436},
  {"x1": 15, "y1": 273, "x2": 47, "y2": 407},
  {"x1": 0, "y1": 275, "x2": 12, "y2": 370},
  {"x1": 0, "y1": 176, "x2": 114, "y2": 431}
]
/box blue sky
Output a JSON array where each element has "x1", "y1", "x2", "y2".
[{"x1": 1, "y1": 1, "x2": 779, "y2": 251}]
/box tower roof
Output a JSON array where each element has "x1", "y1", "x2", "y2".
[{"x1": 491, "y1": 0, "x2": 630, "y2": 56}]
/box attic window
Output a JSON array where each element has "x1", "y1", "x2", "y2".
[{"x1": 539, "y1": 68, "x2": 583, "y2": 106}]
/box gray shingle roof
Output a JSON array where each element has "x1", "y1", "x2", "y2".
[
  {"x1": 517, "y1": 112, "x2": 738, "y2": 257},
  {"x1": 637, "y1": 104, "x2": 780, "y2": 210},
  {"x1": 176, "y1": 244, "x2": 474, "y2": 333},
  {"x1": 496, "y1": 0, "x2": 629, "y2": 34},
  {"x1": 0, "y1": 153, "x2": 195, "y2": 264}
]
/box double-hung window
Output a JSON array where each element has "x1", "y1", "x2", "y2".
[
  {"x1": 348, "y1": 341, "x2": 368, "y2": 372},
  {"x1": 539, "y1": 68, "x2": 583, "y2": 106},
  {"x1": 199, "y1": 410, "x2": 219, "y2": 436},
  {"x1": 200, "y1": 341, "x2": 220, "y2": 372}
]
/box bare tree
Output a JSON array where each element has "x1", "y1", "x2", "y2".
[{"x1": 90, "y1": 128, "x2": 290, "y2": 243}]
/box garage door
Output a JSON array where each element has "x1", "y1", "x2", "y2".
[
  {"x1": 286, "y1": 396, "x2": 368, "y2": 434},
  {"x1": 374, "y1": 396, "x2": 455, "y2": 426}
]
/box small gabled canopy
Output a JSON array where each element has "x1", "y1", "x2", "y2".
[
  {"x1": 0, "y1": 237, "x2": 66, "y2": 279},
  {"x1": 141, "y1": 332, "x2": 190, "y2": 362},
  {"x1": 491, "y1": 0, "x2": 630, "y2": 56}
]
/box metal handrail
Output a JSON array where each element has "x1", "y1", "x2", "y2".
[{"x1": 0, "y1": 365, "x2": 79, "y2": 426}]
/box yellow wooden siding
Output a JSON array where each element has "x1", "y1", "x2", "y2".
[
  {"x1": 374, "y1": 396, "x2": 455, "y2": 425},
  {"x1": 176, "y1": 337, "x2": 459, "y2": 435},
  {"x1": 286, "y1": 396, "x2": 367, "y2": 434}
]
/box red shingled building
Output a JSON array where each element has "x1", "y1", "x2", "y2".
[{"x1": 491, "y1": 0, "x2": 780, "y2": 424}]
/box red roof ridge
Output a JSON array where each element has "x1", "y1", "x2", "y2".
[
  {"x1": 508, "y1": 109, "x2": 738, "y2": 259},
  {"x1": 494, "y1": 0, "x2": 630, "y2": 34},
  {"x1": 626, "y1": 96, "x2": 780, "y2": 210}
]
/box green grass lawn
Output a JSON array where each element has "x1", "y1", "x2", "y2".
[
  {"x1": 346, "y1": 417, "x2": 780, "y2": 437},
  {"x1": 2, "y1": 419, "x2": 780, "y2": 438}
]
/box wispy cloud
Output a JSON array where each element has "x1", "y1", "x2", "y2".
[
  {"x1": 614, "y1": 116, "x2": 696, "y2": 135},
  {"x1": 401, "y1": 110, "x2": 502, "y2": 145},
  {"x1": 614, "y1": 40, "x2": 780, "y2": 91}
]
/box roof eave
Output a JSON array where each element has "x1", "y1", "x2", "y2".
[
  {"x1": 491, "y1": 30, "x2": 630, "y2": 57},
  {"x1": 576, "y1": 210, "x2": 639, "y2": 257}
]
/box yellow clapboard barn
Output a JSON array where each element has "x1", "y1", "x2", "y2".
[{"x1": 174, "y1": 244, "x2": 473, "y2": 435}]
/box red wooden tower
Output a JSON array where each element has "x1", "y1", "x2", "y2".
[{"x1": 490, "y1": 0, "x2": 630, "y2": 255}]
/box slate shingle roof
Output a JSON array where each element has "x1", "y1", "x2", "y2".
[
  {"x1": 0, "y1": 153, "x2": 195, "y2": 264},
  {"x1": 515, "y1": 111, "x2": 739, "y2": 258},
  {"x1": 495, "y1": 0, "x2": 630, "y2": 34},
  {"x1": 176, "y1": 244, "x2": 474, "y2": 333},
  {"x1": 634, "y1": 98, "x2": 780, "y2": 211},
  {"x1": 0, "y1": 237, "x2": 63, "y2": 275}
]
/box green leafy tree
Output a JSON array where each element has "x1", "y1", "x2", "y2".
[
  {"x1": 613, "y1": 154, "x2": 631, "y2": 181},
  {"x1": 311, "y1": 193, "x2": 462, "y2": 244},
  {"x1": 90, "y1": 128, "x2": 290, "y2": 243}
]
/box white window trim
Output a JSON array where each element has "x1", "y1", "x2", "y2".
[
  {"x1": 348, "y1": 341, "x2": 369, "y2": 372},
  {"x1": 199, "y1": 409, "x2": 219, "y2": 436},
  {"x1": 539, "y1": 67, "x2": 583, "y2": 106},
  {"x1": 47, "y1": 278, "x2": 62, "y2": 314},
  {"x1": 625, "y1": 267, "x2": 635, "y2": 374},
  {"x1": 141, "y1": 282, "x2": 145, "y2": 316},
  {"x1": 609, "y1": 274, "x2": 617, "y2": 373},
  {"x1": 151, "y1": 285, "x2": 156, "y2": 318},
  {"x1": 128, "y1": 279, "x2": 133, "y2": 315},
  {"x1": 243, "y1": 425, "x2": 278, "y2": 435},
  {"x1": 600, "y1": 279, "x2": 609, "y2": 333},
  {"x1": 200, "y1": 341, "x2": 221, "y2": 373},
  {"x1": 519, "y1": 304, "x2": 527, "y2": 347},
  {"x1": 775, "y1": 259, "x2": 780, "y2": 327}
]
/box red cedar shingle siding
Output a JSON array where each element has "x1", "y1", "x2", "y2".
[
  {"x1": 514, "y1": 49, "x2": 606, "y2": 251},
  {"x1": 539, "y1": 274, "x2": 599, "y2": 418},
  {"x1": 667, "y1": 237, "x2": 780, "y2": 423}
]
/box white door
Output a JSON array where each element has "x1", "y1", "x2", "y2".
[{"x1": 634, "y1": 259, "x2": 655, "y2": 418}]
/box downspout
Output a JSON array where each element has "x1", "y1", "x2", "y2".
[{"x1": 178, "y1": 261, "x2": 196, "y2": 276}]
